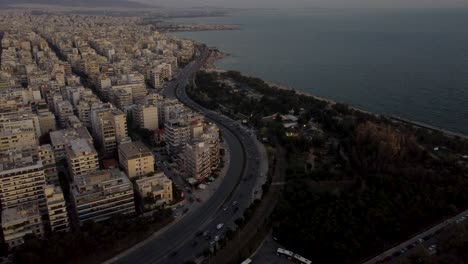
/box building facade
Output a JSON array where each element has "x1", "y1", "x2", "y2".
[
  {"x1": 118, "y1": 141, "x2": 154, "y2": 179},
  {"x1": 65, "y1": 138, "x2": 99, "y2": 179},
  {"x1": 72, "y1": 169, "x2": 135, "y2": 224}
]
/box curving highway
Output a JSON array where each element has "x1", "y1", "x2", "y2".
[{"x1": 107, "y1": 48, "x2": 266, "y2": 264}]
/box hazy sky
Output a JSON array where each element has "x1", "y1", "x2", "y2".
[{"x1": 136, "y1": 0, "x2": 468, "y2": 9}]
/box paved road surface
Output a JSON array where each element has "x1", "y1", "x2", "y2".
[
  {"x1": 106, "y1": 48, "x2": 266, "y2": 264},
  {"x1": 363, "y1": 208, "x2": 468, "y2": 264}
]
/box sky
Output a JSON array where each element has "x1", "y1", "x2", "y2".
[{"x1": 135, "y1": 0, "x2": 468, "y2": 9}]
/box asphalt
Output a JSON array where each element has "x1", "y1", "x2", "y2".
[
  {"x1": 363, "y1": 208, "x2": 468, "y2": 264},
  {"x1": 107, "y1": 49, "x2": 266, "y2": 264}
]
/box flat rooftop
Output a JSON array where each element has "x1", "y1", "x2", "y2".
[
  {"x1": 66, "y1": 138, "x2": 97, "y2": 158},
  {"x1": 50, "y1": 127, "x2": 93, "y2": 147},
  {"x1": 119, "y1": 141, "x2": 152, "y2": 158},
  {"x1": 1, "y1": 202, "x2": 40, "y2": 225}
]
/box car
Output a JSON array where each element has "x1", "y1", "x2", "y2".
[
  {"x1": 196, "y1": 197, "x2": 202, "y2": 203},
  {"x1": 407, "y1": 244, "x2": 415, "y2": 250},
  {"x1": 209, "y1": 240, "x2": 216, "y2": 246},
  {"x1": 195, "y1": 231, "x2": 203, "y2": 237},
  {"x1": 428, "y1": 245, "x2": 437, "y2": 255},
  {"x1": 232, "y1": 201, "x2": 238, "y2": 206},
  {"x1": 214, "y1": 235, "x2": 220, "y2": 242},
  {"x1": 417, "y1": 238, "x2": 424, "y2": 244},
  {"x1": 233, "y1": 206, "x2": 239, "y2": 212},
  {"x1": 190, "y1": 240, "x2": 198, "y2": 247},
  {"x1": 223, "y1": 206, "x2": 228, "y2": 211},
  {"x1": 217, "y1": 223, "x2": 224, "y2": 230},
  {"x1": 183, "y1": 208, "x2": 189, "y2": 214},
  {"x1": 169, "y1": 251, "x2": 178, "y2": 257}
]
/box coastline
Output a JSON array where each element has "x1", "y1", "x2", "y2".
[{"x1": 204, "y1": 48, "x2": 468, "y2": 140}]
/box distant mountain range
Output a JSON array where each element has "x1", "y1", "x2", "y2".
[{"x1": 0, "y1": 0, "x2": 150, "y2": 8}]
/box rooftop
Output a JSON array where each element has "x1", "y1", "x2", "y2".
[
  {"x1": 50, "y1": 127, "x2": 93, "y2": 147},
  {"x1": 119, "y1": 141, "x2": 152, "y2": 159},
  {"x1": 0, "y1": 149, "x2": 41, "y2": 172},
  {"x1": 73, "y1": 169, "x2": 132, "y2": 204},
  {"x1": 66, "y1": 138, "x2": 97, "y2": 158},
  {"x1": 1, "y1": 202, "x2": 40, "y2": 225}
]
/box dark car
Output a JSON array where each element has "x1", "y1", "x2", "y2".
[
  {"x1": 169, "y1": 251, "x2": 178, "y2": 257},
  {"x1": 195, "y1": 230, "x2": 203, "y2": 237}
]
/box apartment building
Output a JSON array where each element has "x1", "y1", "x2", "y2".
[
  {"x1": 0, "y1": 112, "x2": 41, "y2": 138},
  {"x1": 55, "y1": 100, "x2": 74, "y2": 128},
  {"x1": 165, "y1": 119, "x2": 191, "y2": 156},
  {"x1": 132, "y1": 104, "x2": 158, "y2": 131},
  {"x1": 0, "y1": 151, "x2": 46, "y2": 211},
  {"x1": 201, "y1": 123, "x2": 220, "y2": 167},
  {"x1": 66, "y1": 115, "x2": 84, "y2": 128},
  {"x1": 1, "y1": 202, "x2": 44, "y2": 248},
  {"x1": 65, "y1": 138, "x2": 99, "y2": 179},
  {"x1": 71, "y1": 169, "x2": 135, "y2": 224},
  {"x1": 118, "y1": 141, "x2": 154, "y2": 179},
  {"x1": 180, "y1": 141, "x2": 212, "y2": 182},
  {"x1": 37, "y1": 110, "x2": 57, "y2": 135},
  {"x1": 112, "y1": 83, "x2": 146, "y2": 104},
  {"x1": 91, "y1": 108, "x2": 128, "y2": 157},
  {"x1": 50, "y1": 127, "x2": 93, "y2": 161},
  {"x1": 0, "y1": 130, "x2": 37, "y2": 153},
  {"x1": 135, "y1": 172, "x2": 173, "y2": 207},
  {"x1": 44, "y1": 185, "x2": 70, "y2": 232},
  {"x1": 111, "y1": 88, "x2": 133, "y2": 109},
  {"x1": 37, "y1": 144, "x2": 58, "y2": 185}
]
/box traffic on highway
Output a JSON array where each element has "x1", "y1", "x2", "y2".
[{"x1": 106, "y1": 47, "x2": 267, "y2": 264}]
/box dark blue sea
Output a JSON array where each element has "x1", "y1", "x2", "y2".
[{"x1": 172, "y1": 8, "x2": 468, "y2": 134}]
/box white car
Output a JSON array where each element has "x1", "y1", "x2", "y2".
[{"x1": 217, "y1": 223, "x2": 224, "y2": 230}]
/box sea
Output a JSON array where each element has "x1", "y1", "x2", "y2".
[{"x1": 171, "y1": 8, "x2": 468, "y2": 135}]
